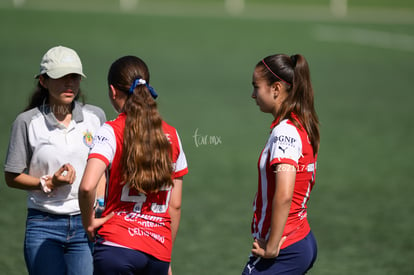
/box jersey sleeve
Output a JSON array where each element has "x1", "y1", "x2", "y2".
[
  {"x1": 88, "y1": 124, "x2": 116, "y2": 166},
  {"x1": 269, "y1": 121, "x2": 302, "y2": 168},
  {"x1": 173, "y1": 130, "x2": 188, "y2": 178},
  {"x1": 4, "y1": 113, "x2": 31, "y2": 174}
]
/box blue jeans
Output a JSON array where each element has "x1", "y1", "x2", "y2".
[{"x1": 24, "y1": 209, "x2": 93, "y2": 275}]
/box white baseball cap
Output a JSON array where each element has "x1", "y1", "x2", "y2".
[{"x1": 35, "y1": 46, "x2": 86, "y2": 79}]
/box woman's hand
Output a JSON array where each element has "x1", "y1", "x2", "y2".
[
  {"x1": 251, "y1": 236, "x2": 287, "y2": 258},
  {"x1": 51, "y1": 163, "x2": 76, "y2": 187}
]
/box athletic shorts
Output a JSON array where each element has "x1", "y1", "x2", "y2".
[
  {"x1": 242, "y1": 231, "x2": 317, "y2": 275},
  {"x1": 93, "y1": 243, "x2": 170, "y2": 275}
]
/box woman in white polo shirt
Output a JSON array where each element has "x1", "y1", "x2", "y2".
[{"x1": 4, "y1": 46, "x2": 106, "y2": 275}]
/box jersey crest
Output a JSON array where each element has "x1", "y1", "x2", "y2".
[{"x1": 83, "y1": 130, "x2": 94, "y2": 148}]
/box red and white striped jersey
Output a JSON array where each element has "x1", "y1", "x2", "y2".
[
  {"x1": 88, "y1": 112, "x2": 188, "y2": 262},
  {"x1": 251, "y1": 114, "x2": 317, "y2": 250}
]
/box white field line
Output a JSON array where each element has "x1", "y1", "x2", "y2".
[{"x1": 313, "y1": 25, "x2": 414, "y2": 52}]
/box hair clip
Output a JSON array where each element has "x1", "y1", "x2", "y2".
[{"x1": 129, "y1": 78, "x2": 158, "y2": 99}]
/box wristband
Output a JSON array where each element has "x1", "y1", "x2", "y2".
[{"x1": 40, "y1": 175, "x2": 52, "y2": 194}]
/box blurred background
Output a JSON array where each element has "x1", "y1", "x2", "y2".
[{"x1": 1, "y1": 0, "x2": 413, "y2": 274}]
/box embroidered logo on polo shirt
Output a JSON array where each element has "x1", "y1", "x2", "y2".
[{"x1": 83, "y1": 130, "x2": 93, "y2": 148}]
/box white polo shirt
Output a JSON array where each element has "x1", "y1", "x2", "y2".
[{"x1": 4, "y1": 101, "x2": 106, "y2": 215}]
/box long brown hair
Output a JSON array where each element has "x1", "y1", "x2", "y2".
[
  {"x1": 257, "y1": 54, "x2": 320, "y2": 155},
  {"x1": 107, "y1": 56, "x2": 173, "y2": 193}
]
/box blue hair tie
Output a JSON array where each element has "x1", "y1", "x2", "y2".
[
  {"x1": 129, "y1": 78, "x2": 158, "y2": 99},
  {"x1": 145, "y1": 83, "x2": 158, "y2": 99}
]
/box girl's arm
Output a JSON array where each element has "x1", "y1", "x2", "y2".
[
  {"x1": 169, "y1": 177, "x2": 183, "y2": 246},
  {"x1": 78, "y1": 158, "x2": 112, "y2": 241},
  {"x1": 96, "y1": 173, "x2": 107, "y2": 199},
  {"x1": 252, "y1": 163, "x2": 296, "y2": 258},
  {"x1": 5, "y1": 164, "x2": 76, "y2": 192},
  {"x1": 5, "y1": 172, "x2": 44, "y2": 190},
  {"x1": 168, "y1": 177, "x2": 183, "y2": 275}
]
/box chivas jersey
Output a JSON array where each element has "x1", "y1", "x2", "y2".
[
  {"x1": 252, "y1": 115, "x2": 317, "y2": 250},
  {"x1": 89, "y1": 113, "x2": 188, "y2": 262}
]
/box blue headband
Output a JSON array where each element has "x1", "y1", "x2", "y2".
[{"x1": 128, "y1": 78, "x2": 158, "y2": 99}]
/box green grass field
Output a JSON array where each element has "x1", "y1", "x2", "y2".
[{"x1": 1, "y1": 0, "x2": 414, "y2": 274}]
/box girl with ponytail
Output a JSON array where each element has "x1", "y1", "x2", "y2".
[
  {"x1": 79, "y1": 56, "x2": 188, "y2": 275},
  {"x1": 242, "y1": 54, "x2": 319, "y2": 274}
]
